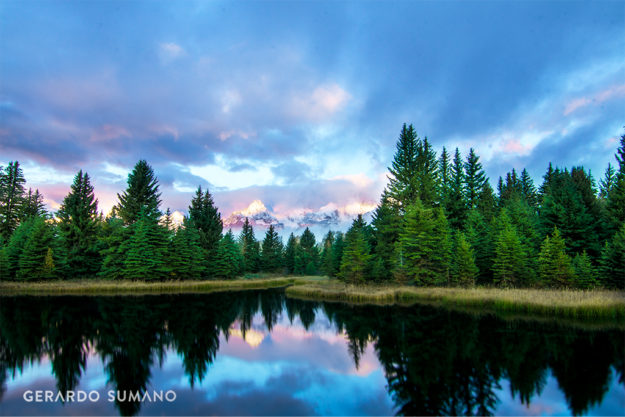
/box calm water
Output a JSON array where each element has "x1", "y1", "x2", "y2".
[{"x1": 0, "y1": 289, "x2": 623, "y2": 416}]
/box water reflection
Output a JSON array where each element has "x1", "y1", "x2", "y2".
[{"x1": 0, "y1": 290, "x2": 623, "y2": 416}]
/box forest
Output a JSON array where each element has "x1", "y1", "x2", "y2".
[{"x1": 0, "y1": 124, "x2": 623, "y2": 289}]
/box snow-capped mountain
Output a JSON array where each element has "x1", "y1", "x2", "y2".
[
  {"x1": 222, "y1": 200, "x2": 376, "y2": 238},
  {"x1": 223, "y1": 200, "x2": 284, "y2": 229}
]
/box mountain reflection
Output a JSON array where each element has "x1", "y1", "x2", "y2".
[{"x1": 0, "y1": 290, "x2": 623, "y2": 416}]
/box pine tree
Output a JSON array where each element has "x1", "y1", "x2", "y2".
[
  {"x1": 21, "y1": 188, "x2": 46, "y2": 219},
  {"x1": 476, "y1": 181, "x2": 497, "y2": 222},
  {"x1": 572, "y1": 251, "x2": 596, "y2": 289},
  {"x1": 115, "y1": 160, "x2": 162, "y2": 224},
  {"x1": 519, "y1": 168, "x2": 539, "y2": 210},
  {"x1": 214, "y1": 230, "x2": 243, "y2": 279},
  {"x1": 606, "y1": 133, "x2": 625, "y2": 231},
  {"x1": 445, "y1": 148, "x2": 467, "y2": 230},
  {"x1": 5, "y1": 217, "x2": 37, "y2": 279},
  {"x1": 0, "y1": 161, "x2": 27, "y2": 240},
  {"x1": 371, "y1": 194, "x2": 401, "y2": 274},
  {"x1": 17, "y1": 216, "x2": 57, "y2": 281},
  {"x1": 538, "y1": 228, "x2": 575, "y2": 288},
  {"x1": 98, "y1": 215, "x2": 128, "y2": 280},
  {"x1": 331, "y1": 232, "x2": 345, "y2": 278},
  {"x1": 188, "y1": 186, "x2": 223, "y2": 274},
  {"x1": 320, "y1": 231, "x2": 335, "y2": 276},
  {"x1": 438, "y1": 147, "x2": 451, "y2": 204},
  {"x1": 492, "y1": 213, "x2": 528, "y2": 288},
  {"x1": 283, "y1": 233, "x2": 297, "y2": 274},
  {"x1": 122, "y1": 210, "x2": 169, "y2": 280},
  {"x1": 397, "y1": 200, "x2": 451, "y2": 285},
  {"x1": 297, "y1": 227, "x2": 318, "y2": 275},
  {"x1": 452, "y1": 232, "x2": 478, "y2": 287},
  {"x1": 0, "y1": 247, "x2": 9, "y2": 281},
  {"x1": 598, "y1": 163, "x2": 616, "y2": 200},
  {"x1": 386, "y1": 123, "x2": 420, "y2": 211},
  {"x1": 239, "y1": 218, "x2": 260, "y2": 273},
  {"x1": 599, "y1": 223, "x2": 625, "y2": 289},
  {"x1": 57, "y1": 170, "x2": 100, "y2": 278},
  {"x1": 339, "y1": 216, "x2": 371, "y2": 283},
  {"x1": 465, "y1": 210, "x2": 493, "y2": 285},
  {"x1": 171, "y1": 218, "x2": 205, "y2": 280},
  {"x1": 261, "y1": 225, "x2": 283, "y2": 272},
  {"x1": 415, "y1": 136, "x2": 439, "y2": 207},
  {"x1": 464, "y1": 148, "x2": 487, "y2": 210}
]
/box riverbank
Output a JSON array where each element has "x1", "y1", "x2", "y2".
[
  {"x1": 285, "y1": 281, "x2": 625, "y2": 321},
  {"x1": 0, "y1": 276, "x2": 305, "y2": 295}
]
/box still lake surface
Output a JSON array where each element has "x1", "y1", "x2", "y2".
[{"x1": 0, "y1": 289, "x2": 623, "y2": 416}]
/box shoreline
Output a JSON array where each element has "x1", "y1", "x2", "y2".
[{"x1": 285, "y1": 281, "x2": 625, "y2": 322}]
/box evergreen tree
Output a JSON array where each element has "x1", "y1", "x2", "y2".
[
  {"x1": 261, "y1": 225, "x2": 283, "y2": 272},
  {"x1": 295, "y1": 227, "x2": 318, "y2": 275},
  {"x1": 415, "y1": 136, "x2": 439, "y2": 207},
  {"x1": 320, "y1": 231, "x2": 335, "y2": 276},
  {"x1": 339, "y1": 216, "x2": 372, "y2": 283},
  {"x1": 214, "y1": 230, "x2": 243, "y2": 279},
  {"x1": 123, "y1": 210, "x2": 169, "y2": 280},
  {"x1": 331, "y1": 232, "x2": 345, "y2": 278},
  {"x1": 57, "y1": 170, "x2": 100, "y2": 278},
  {"x1": 519, "y1": 168, "x2": 539, "y2": 210},
  {"x1": 438, "y1": 147, "x2": 451, "y2": 203},
  {"x1": 598, "y1": 163, "x2": 616, "y2": 200},
  {"x1": 572, "y1": 251, "x2": 596, "y2": 289},
  {"x1": 98, "y1": 216, "x2": 128, "y2": 280},
  {"x1": 465, "y1": 210, "x2": 494, "y2": 285},
  {"x1": 0, "y1": 246, "x2": 9, "y2": 281},
  {"x1": 476, "y1": 181, "x2": 497, "y2": 221},
  {"x1": 599, "y1": 224, "x2": 625, "y2": 289},
  {"x1": 239, "y1": 218, "x2": 260, "y2": 273},
  {"x1": 445, "y1": 148, "x2": 467, "y2": 230},
  {"x1": 397, "y1": 200, "x2": 451, "y2": 285},
  {"x1": 283, "y1": 233, "x2": 297, "y2": 274},
  {"x1": 386, "y1": 123, "x2": 419, "y2": 211},
  {"x1": 464, "y1": 148, "x2": 487, "y2": 210},
  {"x1": 0, "y1": 161, "x2": 26, "y2": 240},
  {"x1": 452, "y1": 232, "x2": 478, "y2": 287},
  {"x1": 171, "y1": 218, "x2": 205, "y2": 280},
  {"x1": 188, "y1": 186, "x2": 223, "y2": 273},
  {"x1": 4, "y1": 217, "x2": 37, "y2": 279},
  {"x1": 538, "y1": 228, "x2": 575, "y2": 288},
  {"x1": 17, "y1": 216, "x2": 57, "y2": 281},
  {"x1": 21, "y1": 188, "x2": 46, "y2": 219},
  {"x1": 371, "y1": 194, "x2": 401, "y2": 274},
  {"x1": 115, "y1": 160, "x2": 162, "y2": 224},
  {"x1": 606, "y1": 133, "x2": 625, "y2": 231},
  {"x1": 492, "y1": 213, "x2": 528, "y2": 288}
]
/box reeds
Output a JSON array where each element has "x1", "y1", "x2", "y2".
[{"x1": 285, "y1": 282, "x2": 625, "y2": 321}]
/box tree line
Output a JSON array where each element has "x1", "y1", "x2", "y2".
[{"x1": 0, "y1": 124, "x2": 623, "y2": 287}]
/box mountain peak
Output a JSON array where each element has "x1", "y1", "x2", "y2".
[{"x1": 236, "y1": 199, "x2": 268, "y2": 216}]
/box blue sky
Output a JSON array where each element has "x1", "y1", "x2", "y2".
[{"x1": 1, "y1": 1, "x2": 623, "y2": 218}]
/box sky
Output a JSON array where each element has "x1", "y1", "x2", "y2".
[{"x1": 1, "y1": 0, "x2": 624, "y2": 220}]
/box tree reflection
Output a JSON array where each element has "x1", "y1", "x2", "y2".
[{"x1": 0, "y1": 290, "x2": 622, "y2": 416}]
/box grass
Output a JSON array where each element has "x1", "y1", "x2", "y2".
[
  {"x1": 285, "y1": 281, "x2": 625, "y2": 322},
  {"x1": 0, "y1": 276, "x2": 300, "y2": 296}
]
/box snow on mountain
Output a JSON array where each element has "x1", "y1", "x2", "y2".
[
  {"x1": 223, "y1": 200, "x2": 284, "y2": 229},
  {"x1": 222, "y1": 199, "x2": 377, "y2": 238}
]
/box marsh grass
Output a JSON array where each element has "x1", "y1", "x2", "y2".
[
  {"x1": 0, "y1": 276, "x2": 298, "y2": 296},
  {"x1": 286, "y1": 282, "x2": 625, "y2": 322}
]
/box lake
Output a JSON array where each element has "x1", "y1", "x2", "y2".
[{"x1": 0, "y1": 289, "x2": 623, "y2": 416}]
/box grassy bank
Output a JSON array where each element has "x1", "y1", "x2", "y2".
[
  {"x1": 0, "y1": 276, "x2": 300, "y2": 295},
  {"x1": 286, "y1": 281, "x2": 625, "y2": 321}
]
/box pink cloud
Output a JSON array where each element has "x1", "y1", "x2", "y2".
[
  {"x1": 90, "y1": 125, "x2": 131, "y2": 142},
  {"x1": 564, "y1": 83, "x2": 625, "y2": 116}
]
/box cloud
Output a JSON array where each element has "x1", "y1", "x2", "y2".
[
  {"x1": 290, "y1": 84, "x2": 351, "y2": 122},
  {"x1": 158, "y1": 42, "x2": 185, "y2": 62},
  {"x1": 564, "y1": 83, "x2": 625, "y2": 116}
]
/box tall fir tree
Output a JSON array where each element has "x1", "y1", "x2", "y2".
[
  {"x1": 339, "y1": 216, "x2": 372, "y2": 283},
  {"x1": 123, "y1": 210, "x2": 170, "y2": 280},
  {"x1": 492, "y1": 212, "x2": 529, "y2": 288},
  {"x1": 464, "y1": 148, "x2": 487, "y2": 210},
  {"x1": 465, "y1": 210, "x2": 494, "y2": 285},
  {"x1": 171, "y1": 218, "x2": 205, "y2": 280},
  {"x1": 21, "y1": 188, "x2": 46, "y2": 219},
  {"x1": 214, "y1": 230, "x2": 243, "y2": 279},
  {"x1": 188, "y1": 186, "x2": 223, "y2": 274},
  {"x1": 397, "y1": 200, "x2": 451, "y2": 286},
  {"x1": 452, "y1": 232, "x2": 478, "y2": 287},
  {"x1": 115, "y1": 160, "x2": 162, "y2": 224},
  {"x1": 438, "y1": 147, "x2": 451, "y2": 203},
  {"x1": 371, "y1": 194, "x2": 402, "y2": 275},
  {"x1": 598, "y1": 223, "x2": 625, "y2": 289},
  {"x1": 283, "y1": 233, "x2": 297, "y2": 274},
  {"x1": 16, "y1": 216, "x2": 57, "y2": 281},
  {"x1": 386, "y1": 123, "x2": 420, "y2": 211},
  {"x1": 519, "y1": 168, "x2": 539, "y2": 210},
  {"x1": 331, "y1": 232, "x2": 345, "y2": 278},
  {"x1": 57, "y1": 170, "x2": 100, "y2": 278},
  {"x1": 295, "y1": 227, "x2": 318, "y2": 275},
  {"x1": 414, "y1": 136, "x2": 439, "y2": 207},
  {"x1": 98, "y1": 215, "x2": 128, "y2": 280},
  {"x1": 538, "y1": 228, "x2": 575, "y2": 288},
  {"x1": 445, "y1": 148, "x2": 467, "y2": 230},
  {"x1": 320, "y1": 231, "x2": 335, "y2": 276},
  {"x1": 261, "y1": 225, "x2": 283, "y2": 272},
  {"x1": 606, "y1": 133, "x2": 625, "y2": 232},
  {"x1": 0, "y1": 161, "x2": 27, "y2": 240},
  {"x1": 239, "y1": 218, "x2": 260, "y2": 273},
  {"x1": 4, "y1": 217, "x2": 37, "y2": 279},
  {"x1": 598, "y1": 163, "x2": 616, "y2": 200}
]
